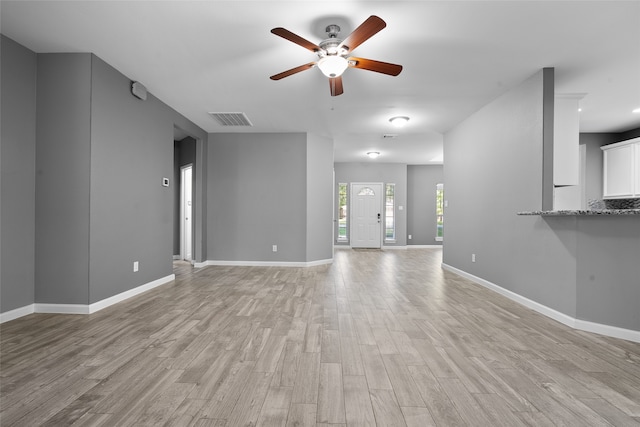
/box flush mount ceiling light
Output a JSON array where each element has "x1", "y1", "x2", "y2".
[
  {"x1": 367, "y1": 151, "x2": 380, "y2": 159},
  {"x1": 389, "y1": 116, "x2": 409, "y2": 128}
]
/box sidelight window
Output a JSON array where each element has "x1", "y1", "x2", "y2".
[
  {"x1": 385, "y1": 183, "x2": 395, "y2": 241},
  {"x1": 436, "y1": 183, "x2": 444, "y2": 241},
  {"x1": 338, "y1": 183, "x2": 348, "y2": 241}
]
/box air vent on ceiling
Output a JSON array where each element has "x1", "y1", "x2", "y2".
[
  {"x1": 209, "y1": 112, "x2": 253, "y2": 127},
  {"x1": 383, "y1": 134, "x2": 399, "y2": 139}
]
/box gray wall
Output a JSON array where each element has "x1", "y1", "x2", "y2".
[
  {"x1": 1, "y1": 36, "x2": 37, "y2": 312},
  {"x1": 35, "y1": 53, "x2": 92, "y2": 304},
  {"x1": 306, "y1": 133, "x2": 334, "y2": 261},
  {"x1": 206, "y1": 132, "x2": 333, "y2": 263},
  {"x1": 444, "y1": 69, "x2": 640, "y2": 331},
  {"x1": 334, "y1": 162, "x2": 407, "y2": 247},
  {"x1": 575, "y1": 217, "x2": 640, "y2": 330},
  {"x1": 89, "y1": 55, "x2": 176, "y2": 302},
  {"x1": 207, "y1": 133, "x2": 308, "y2": 262},
  {"x1": 443, "y1": 70, "x2": 578, "y2": 317},
  {"x1": 407, "y1": 165, "x2": 444, "y2": 246},
  {"x1": 1, "y1": 40, "x2": 208, "y2": 313}
]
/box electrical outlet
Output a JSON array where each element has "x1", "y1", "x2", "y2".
[
  {"x1": 133, "y1": 261, "x2": 139, "y2": 272},
  {"x1": 471, "y1": 254, "x2": 476, "y2": 263},
  {"x1": 408, "y1": 234, "x2": 412, "y2": 239},
  {"x1": 272, "y1": 245, "x2": 277, "y2": 252}
]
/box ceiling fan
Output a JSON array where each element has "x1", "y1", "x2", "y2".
[{"x1": 270, "y1": 15, "x2": 403, "y2": 96}]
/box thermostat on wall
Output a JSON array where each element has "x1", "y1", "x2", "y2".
[{"x1": 162, "y1": 177, "x2": 169, "y2": 187}]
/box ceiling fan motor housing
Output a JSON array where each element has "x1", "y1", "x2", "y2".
[{"x1": 319, "y1": 25, "x2": 346, "y2": 57}]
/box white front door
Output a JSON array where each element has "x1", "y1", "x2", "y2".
[
  {"x1": 180, "y1": 165, "x2": 193, "y2": 261},
  {"x1": 350, "y1": 183, "x2": 382, "y2": 248}
]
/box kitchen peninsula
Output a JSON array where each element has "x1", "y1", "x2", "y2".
[{"x1": 518, "y1": 209, "x2": 640, "y2": 215}]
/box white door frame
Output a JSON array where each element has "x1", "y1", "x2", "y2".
[
  {"x1": 180, "y1": 164, "x2": 193, "y2": 261},
  {"x1": 350, "y1": 182, "x2": 383, "y2": 248}
]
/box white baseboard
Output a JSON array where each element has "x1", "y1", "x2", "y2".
[
  {"x1": 35, "y1": 303, "x2": 91, "y2": 315},
  {"x1": 0, "y1": 304, "x2": 36, "y2": 323},
  {"x1": 87, "y1": 274, "x2": 175, "y2": 313},
  {"x1": 173, "y1": 255, "x2": 181, "y2": 260},
  {"x1": 196, "y1": 259, "x2": 333, "y2": 268},
  {"x1": 333, "y1": 245, "x2": 442, "y2": 250},
  {"x1": 0, "y1": 274, "x2": 175, "y2": 322},
  {"x1": 441, "y1": 263, "x2": 640, "y2": 343}
]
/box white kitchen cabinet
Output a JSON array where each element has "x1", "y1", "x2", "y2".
[
  {"x1": 601, "y1": 137, "x2": 640, "y2": 199},
  {"x1": 554, "y1": 95, "x2": 582, "y2": 186},
  {"x1": 636, "y1": 140, "x2": 640, "y2": 196}
]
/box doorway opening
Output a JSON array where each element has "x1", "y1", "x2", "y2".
[
  {"x1": 180, "y1": 165, "x2": 193, "y2": 261},
  {"x1": 174, "y1": 126, "x2": 198, "y2": 266}
]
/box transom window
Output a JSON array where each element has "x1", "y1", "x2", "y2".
[{"x1": 358, "y1": 187, "x2": 375, "y2": 196}]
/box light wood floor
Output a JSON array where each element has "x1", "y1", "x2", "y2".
[{"x1": 1, "y1": 248, "x2": 639, "y2": 426}]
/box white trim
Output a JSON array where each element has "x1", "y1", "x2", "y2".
[
  {"x1": 196, "y1": 259, "x2": 333, "y2": 268},
  {"x1": 599, "y1": 136, "x2": 640, "y2": 151},
  {"x1": 0, "y1": 274, "x2": 176, "y2": 322},
  {"x1": 305, "y1": 258, "x2": 334, "y2": 267},
  {"x1": 35, "y1": 303, "x2": 90, "y2": 315},
  {"x1": 88, "y1": 274, "x2": 175, "y2": 313},
  {"x1": 382, "y1": 245, "x2": 407, "y2": 250},
  {"x1": 407, "y1": 245, "x2": 443, "y2": 249},
  {"x1": 0, "y1": 304, "x2": 35, "y2": 323},
  {"x1": 573, "y1": 319, "x2": 640, "y2": 343},
  {"x1": 173, "y1": 255, "x2": 181, "y2": 260},
  {"x1": 442, "y1": 263, "x2": 640, "y2": 343}
]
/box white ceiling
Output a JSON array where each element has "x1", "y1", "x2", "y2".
[{"x1": 2, "y1": 1, "x2": 639, "y2": 164}]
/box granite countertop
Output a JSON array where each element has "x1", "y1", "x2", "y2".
[{"x1": 518, "y1": 209, "x2": 640, "y2": 216}]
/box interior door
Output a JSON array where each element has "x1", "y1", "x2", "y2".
[
  {"x1": 350, "y1": 183, "x2": 382, "y2": 248},
  {"x1": 180, "y1": 165, "x2": 193, "y2": 261}
]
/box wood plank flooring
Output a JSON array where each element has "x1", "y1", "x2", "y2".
[{"x1": 1, "y1": 248, "x2": 640, "y2": 426}]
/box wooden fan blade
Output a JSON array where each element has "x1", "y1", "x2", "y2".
[
  {"x1": 347, "y1": 57, "x2": 403, "y2": 76},
  {"x1": 270, "y1": 62, "x2": 316, "y2": 80},
  {"x1": 329, "y1": 76, "x2": 344, "y2": 96},
  {"x1": 338, "y1": 15, "x2": 386, "y2": 53},
  {"x1": 271, "y1": 27, "x2": 321, "y2": 52}
]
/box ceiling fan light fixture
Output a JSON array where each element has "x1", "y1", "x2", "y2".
[
  {"x1": 318, "y1": 56, "x2": 348, "y2": 78},
  {"x1": 389, "y1": 116, "x2": 410, "y2": 127},
  {"x1": 367, "y1": 151, "x2": 380, "y2": 159}
]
